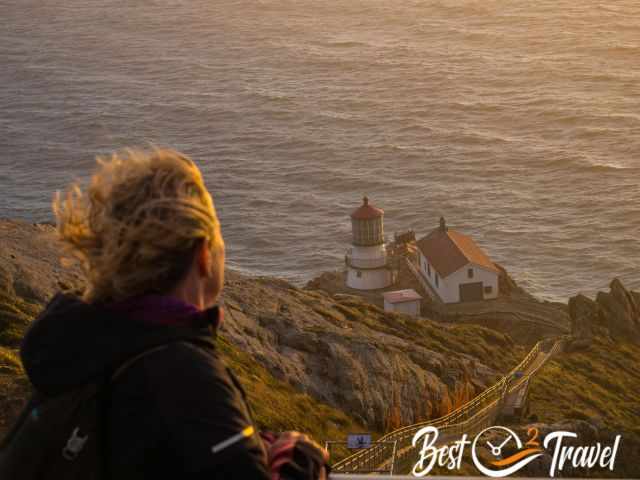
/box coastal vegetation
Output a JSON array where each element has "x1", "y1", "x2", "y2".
[
  {"x1": 216, "y1": 336, "x2": 368, "y2": 444},
  {"x1": 0, "y1": 273, "x2": 367, "y2": 447},
  {"x1": 0, "y1": 288, "x2": 33, "y2": 436},
  {"x1": 523, "y1": 280, "x2": 640, "y2": 478},
  {"x1": 524, "y1": 337, "x2": 640, "y2": 478},
  {"x1": 530, "y1": 335, "x2": 640, "y2": 434}
]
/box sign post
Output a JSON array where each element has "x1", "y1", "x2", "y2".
[
  {"x1": 347, "y1": 434, "x2": 372, "y2": 449},
  {"x1": 324, "y1": 436, "x2": 398, "y2": 476}
]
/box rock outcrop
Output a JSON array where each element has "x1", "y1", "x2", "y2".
[
  {"x1": 0, "y1": 220, "x2": 84, "y2": 305},
  {"x1": 212, "y1": 273, "x2": 511, "y2": 429},
  {"x1": 495, "y1": 262, "x2": 527, "y2": 297},
  {"x1": 568, "y1": 293, "x2": 599, "y2": 339},
  {"x1": 568, "y1": 278, "x2": 640, "y2": 344},
  {"x1": 596, "y1": 278, "x2": 640, "y2": 341}
]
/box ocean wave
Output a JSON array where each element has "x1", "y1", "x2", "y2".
[
  {"x1": 585, "y1": 161, "x2": 636, "y2": 172},
  {"x1": 320, "y1": 40, "x2": 369, "y2": 49},
  {"x1": 604, "y1": 44, "x2": 640, "y2": 55},
  {"x1": 364, "y1": 143, "x2": 432, "y2": 153},
  {"x1": 246, "y1": 90, "x2": 294, "y2": 103},
  {"x1": 533, "y1": 109, "x2": 640, "y2": 128},
  {"x1": 440, "y1": 130, "x2": 514, "y2": 145},
  {"x1": 396, "y1": 124, "x2": 434, "y2": 135},
  {"x1": 542, "y1": 156, "x2": 636, "y2": 173},
  {"x1": 450, "y1": 101, "x2": 505, "y2": 112},
  {"x1": 312, "y1": 110, "x2": 357, "y2": 121},
  {"x1": 573, "y1": 126, "x2": 621, "y2": 139},
  {"x1": 595, "y1": 3, "x2": 628, "y2": 14},
  {"x1": 421, "y1": 0, "x2": 492, "y2": 16}
]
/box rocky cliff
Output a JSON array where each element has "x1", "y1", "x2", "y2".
[
  {"x1": 569, "y1": 278, "x2": 640, "y2": 344},
  {"x1": 0, "y1": 219, "x2": 523, "y2": 434}
]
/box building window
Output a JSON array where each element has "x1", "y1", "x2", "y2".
[
  {"x1": 484, "y1": 285, "x2": 492, "y2": 294},
  {"x1": 468, "y1": 268, "x2": 474, "y2": 279},
  {"x1": 435, "y1": 274, "x2": 439, "y2": 287},
  {"x1": 356, "y1": 270, "x2": 362, "y2": 278},
  {"x1": 427, "y1": 263, "x2": 431, "y2": 277}
]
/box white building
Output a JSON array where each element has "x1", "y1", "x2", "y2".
[
  {"x1": 416, "y1": 217, "x2": 499, "y2": 303},
  {"x1": 345, "y1": 196, "x2": 393, "y2": 290},
  {"x1": 383, "y1": 289, "x2": 422, "y2": 316}
]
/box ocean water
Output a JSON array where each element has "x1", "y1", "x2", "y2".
[{"x1": 1, "y1": 0, "x2": 639, "y2": 302}]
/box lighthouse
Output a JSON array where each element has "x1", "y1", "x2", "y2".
[{"x1": 345, "y1": 196, "x2": 393, "y2": 290}]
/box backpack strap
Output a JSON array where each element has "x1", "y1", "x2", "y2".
[
  {"x1": 100, "y1": 340, "x2": 195, "y2": 480},
  {"x1": 0, "y1": 395, "x2": 40, "y2": 450},
  {"x1": 110, "y1": 344, "x2": 170, "y2": 382}
]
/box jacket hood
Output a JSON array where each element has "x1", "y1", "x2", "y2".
[{"x1": 20, "y1": 292, "x2": 220, "y2": 396}]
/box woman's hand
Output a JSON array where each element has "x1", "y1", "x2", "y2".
[{"x1": 263, "y1": 431, "x2": 330, "y2": 480}]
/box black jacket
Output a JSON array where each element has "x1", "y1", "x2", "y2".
[{"x1": 20, "y1": 293, "x2": 271, "y2": 480}]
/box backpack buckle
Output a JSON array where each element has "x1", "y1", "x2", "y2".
[{"x1": 62, "y1": 427, "x2": 89, "y2": 461}]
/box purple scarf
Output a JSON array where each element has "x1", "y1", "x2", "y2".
[{"x1": 105, "y1": 293, "x2": 203, "y2": 327}]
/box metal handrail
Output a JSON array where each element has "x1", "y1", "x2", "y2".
[
  {"x1": 333, "y1": 339, "x2": 561, "y2": 472},
  {"x1": 381, "y1": 340, "x2": 562, "y2": 471}
]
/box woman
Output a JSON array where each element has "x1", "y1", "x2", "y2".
[{"x1": 18, "y1": 148, "x2": 329, "y2": 479}]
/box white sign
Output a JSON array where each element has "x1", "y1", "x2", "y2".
[{"x1": 347, "y1": 434, "x2": 372, "y2": 449}]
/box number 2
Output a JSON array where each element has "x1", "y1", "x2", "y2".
[{"x1": 525, "y1": 427, "x2": 540, "y2": 448}]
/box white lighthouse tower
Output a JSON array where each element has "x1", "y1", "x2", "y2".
[{"x1": 345, "y1": 196, "x2": 393, "y2": 290}]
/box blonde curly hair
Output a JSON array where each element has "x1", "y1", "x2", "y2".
[{"x1": 53, "y1": 147, "x2": 224, "y2": 304}]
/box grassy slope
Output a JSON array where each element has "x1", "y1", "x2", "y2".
[
  {"x1": 328, "y1": 296, "x2": 525, "y2": 374},
  {"x1": 0, "y1": 284, "x2": 528, "y2": 470},
  {"x1": 0, "y1": 289, "x2": 36, "y2": 436},
  {"x1": 0, "y1": 289, "x2": 368, "y2": 458},
  {"x1": 528, "y1": 335, "x2": 640, "y2": 478},
  {"x1": 529, "y1": 335, "x2": 640, "y2": 433},
  {"x1": 217, "y1": 336, "x2": 368, "y2": 445}
]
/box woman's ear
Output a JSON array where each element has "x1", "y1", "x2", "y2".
[{"x1": 196, "y1": 239, "x2": 212, "y2": 278}]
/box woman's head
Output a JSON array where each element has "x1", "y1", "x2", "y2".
[{"x1": 53, "y1": 147, "x2": 225, "y2": 308}]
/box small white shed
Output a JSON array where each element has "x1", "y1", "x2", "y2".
[{"x1": 383, "y1": 289, "x2": 422, "y2": 316}]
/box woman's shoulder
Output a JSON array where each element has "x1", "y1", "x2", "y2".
[
  {"x1": 112, "y1": 338, "x2": 254, "y2": 435},
  {"x1": 136, "y1": 339, "x2": 231, "y2": 387},
  {"x1": 113, "y1": 339, "x2": 267, "y2": 475},
  {"x1": 110, "y1": 338, "x2": 238, "y2": 407}
]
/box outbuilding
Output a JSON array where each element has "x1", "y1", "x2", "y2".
[
  {"x1": 416, "y1": 217, "x2": 499, "y2": 303},
  {"x1": 383, "y1": 289, "x2": 422, "y2": 316}
]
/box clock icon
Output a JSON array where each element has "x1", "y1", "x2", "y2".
[
  {"x1": 487, "y1": 434, "x2": 514, "y2": 458},
  {"x1": 472, "y1": 426, "x2": 543, "y2": 478},
  {"x1": 475, "y1": 426, "x2": 521, "y2": 462}
]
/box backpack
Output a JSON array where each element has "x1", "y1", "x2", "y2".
[{"x1": 0, "y1": 333, "x2": 199, "y2": 480}]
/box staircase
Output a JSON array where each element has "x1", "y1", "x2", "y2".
[{"x1": 332, "y1": 339, "x2": 563, "y2": 474}]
